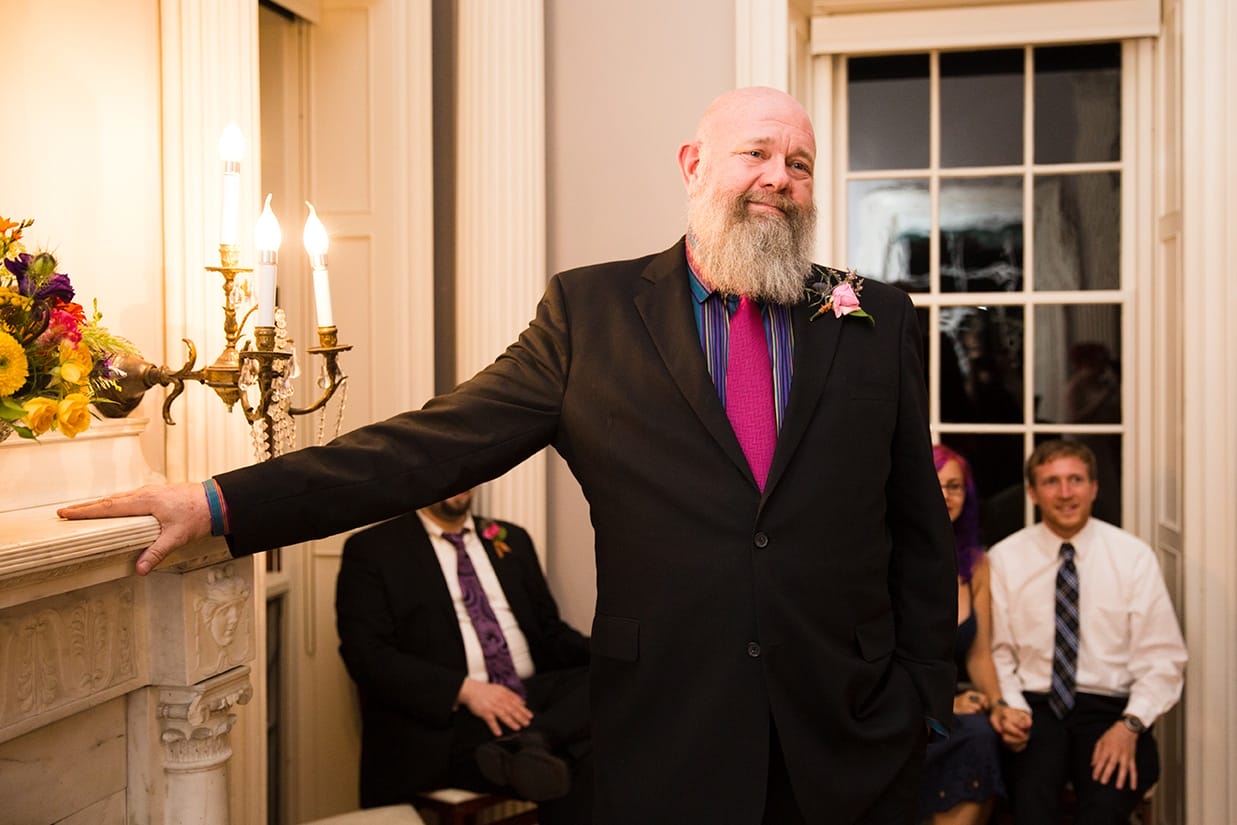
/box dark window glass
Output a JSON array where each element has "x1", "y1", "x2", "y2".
[
  {"x1": 1032, "y1": 432, "x2": 1122, "y2": 527},
  {"x1": 848, "y1": 54, "x2": 930, "y2": 170},
  {"x1": 1034, "y1": 43, "x2": 1121, "y2": 164},
  {"x1": 940, "y1": 306, "x2": 1024, "y2": 425},
  {"x1": 848, "y1": 178, "x2": 930, "y2": 290},
  {"x1": 1033, "y1": 172, "x2": 1121, "y2": 291},
  {"x1": 940, "y1": 177, "x2": 1024, "y2": 292},
  {"x1": 1033, "y1": 303, "x2": 1121, "y2": 425},
  {"x1": 940, "y1": 432, "x2": 1028, "y2": 547},
  {"x1": 941, "y1": 49, "x2": 1024, "y2": 168}
]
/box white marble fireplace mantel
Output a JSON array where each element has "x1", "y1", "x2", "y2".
[{"x1": 0, "y1": 420, "x2": 258, "y2": 825}]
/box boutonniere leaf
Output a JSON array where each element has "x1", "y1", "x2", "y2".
[
  {"x1": 480, "y1": 520, "x2": 511, "y2": 559},
  {"x1": 806, "y1": 265, "x2": 874, "y2": 325}
]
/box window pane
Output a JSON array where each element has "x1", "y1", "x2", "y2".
[
  {"x1": 940, "y1": 432, "x2": 1027, "y2": 547},
  {"x1": 848, "y1": 54, "x2": 930, "y2": 170},
  {"x1": 1033, "y1": 173, "x2": 1120, "y2": 291},
  {"x1": 941, "y1": 177, "x2": 1023, "y2": 292},
  {"x1": 941, "y1": 49, "x2": 1024, "y2": 168},
  {"x1": 1032, "y1": 433, "x2": 1122, "y2": 527},
  {"x1": 940, "y1": 306, "x2": 1024, "y2": 424},
  {"x1": 1034, "y1": 43, "x2": 1121, "y2": 164},
  {"x1": 1033, "y1": 303, "x2": 1121, "y2": 424},
  {"x1": 848, "y1": 178, "x2": 930, "y2": 290}
]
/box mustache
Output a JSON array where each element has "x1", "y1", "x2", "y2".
[{"x1": 740, "y1": 191, "x2": 799, "y2": 217}]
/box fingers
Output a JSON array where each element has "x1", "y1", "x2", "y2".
[
  {"x1": 59, "y1": 483, "x2": 214, "y2": 575},
  {"x1": 58, "y1": 488, "x2": 152, "y2": 519}
]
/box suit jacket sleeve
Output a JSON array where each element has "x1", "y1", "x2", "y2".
[{"x1": 215, "y1": 275, "x2": 575, "y2": 556}]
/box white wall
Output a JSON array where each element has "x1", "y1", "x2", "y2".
[
  {"x1": 543, "y1": 0, "x2": 736, "y2": 630},
  {"x1": 0, "y1": 0, "x2": 167, "y2": 475}
]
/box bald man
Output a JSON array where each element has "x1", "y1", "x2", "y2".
[{"x1": 63, "y1": 87, "x2": 956, "y2": 825}]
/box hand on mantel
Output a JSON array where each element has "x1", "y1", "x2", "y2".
[{"x1": 57, "y1": 483, "x2": 212, "y2": 575}]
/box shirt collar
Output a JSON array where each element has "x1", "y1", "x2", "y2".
[
  {"x1": 416, "y1": 510, "x2": 478, "y2": 541},
  {"x1": 1034, "y1": 518, "x2": 1095, "y2": 556}
]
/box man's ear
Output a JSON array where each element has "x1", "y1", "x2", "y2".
[{"x1": 678, "y1": 141, "x2": 702, "y2": 188}]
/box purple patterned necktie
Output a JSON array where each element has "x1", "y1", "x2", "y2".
[
  {"x1": 441, "y1": 529, "x2": 525, "y2": 697},
  {"x1": 726, "y1": 295, "x2": 776, "y2": 491}
]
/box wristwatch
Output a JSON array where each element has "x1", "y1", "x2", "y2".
[{"x1": 1122, "y1": 714, "x2": 1146, "y2": 734}]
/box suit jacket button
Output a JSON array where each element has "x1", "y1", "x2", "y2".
[
  {"x1": 747, "y1": 642, "x2": 762, "y2": 658},
  {"x1": 753, "y1": 532, "x2": 769, "y2": 548}
]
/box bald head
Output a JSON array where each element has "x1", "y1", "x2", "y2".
[{"x1": 694, "y1": 86, "x2": 816, "y2": 151}]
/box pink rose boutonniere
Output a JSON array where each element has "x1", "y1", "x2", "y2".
[
  {"x1": 806, "y1": 265, "x2": 874, "y2": 325},
  {"x1": 480, "y1": 520, "x2": 511, "y2": 558}
]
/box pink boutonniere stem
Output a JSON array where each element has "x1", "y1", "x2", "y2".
[{"x1": 481, "y1": 520, "x2": 511, "y2": 558}]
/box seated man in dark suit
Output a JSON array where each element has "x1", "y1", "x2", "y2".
[{"x1": 335, "y1": 488, "x2": 591, "y2": 824}]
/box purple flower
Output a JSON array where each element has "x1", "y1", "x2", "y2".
[
  {"x1": 4, "y1": 252, "x2": 32, "y2": 293},
  {"x1": 4, "y1": 252, "x2": 73, "y2": 302},
  {"x1": 36, "y1": 272, "x2": 74, "y2": 303}
]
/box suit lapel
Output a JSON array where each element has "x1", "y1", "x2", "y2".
[
  {"x1": 762, "y1": 299, "x2": 843, "y2": 498},
  {"x1": 634, "y1": 240, "x2": 754, "y2": 485},
  {"x1": 403, "y1": 515, "x2": 467, "y2": 644}
]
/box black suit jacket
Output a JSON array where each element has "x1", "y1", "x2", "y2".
[
  {"x1": 335, "y1": 511, "x2": 589, "y2": 806},
  {"x1": 218, "y1": 238, "x2": 957, "y2": 824}
]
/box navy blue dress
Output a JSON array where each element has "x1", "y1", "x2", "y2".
[{"x1": 916, "y1": 581, "x2": 1006, "y2": 820}]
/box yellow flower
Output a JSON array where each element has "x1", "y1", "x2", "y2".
[
  {"x1": 0, "y1": 330, "x2": 29, "y2": 396},
  {"x1": 21, "y1": 396, "x2": 58, "y2": 435},
  {"x1": 58, "y1": 340, "x2": 94, "y2": 387},
  {"x1": 56, "y1": 393, "x2": 92, "y2": 437}
]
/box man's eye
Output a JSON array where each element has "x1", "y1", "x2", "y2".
[{"x1": 791, "y1": 161, "x2": 813, "y2": 174}]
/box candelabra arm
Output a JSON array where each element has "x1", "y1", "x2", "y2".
[
  {"x1": 95, "y1": 344, "x2": 202, "y2": 426},
  {"x1": 288, "y1": 326, "x2": 352, "y2": 416}
]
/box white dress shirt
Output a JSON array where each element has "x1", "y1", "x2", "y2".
[
  {"x1": 988, "y1": 518, "x2": 1186, "y2": 726},
  {"x1": 417, "y1": 512, "x2": 536, "y2": 683}
]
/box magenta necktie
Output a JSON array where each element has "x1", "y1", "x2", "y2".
[
  {"x1": 725, "y1": 296, "x2": 776, "y2": 491},
  {"x1": 441, "y1": 529, "x2": 525, "y2": 697}
]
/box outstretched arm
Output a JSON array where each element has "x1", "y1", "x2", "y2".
[{"x1": 57, "y1": 482, "x2": 212, "y2": 575}]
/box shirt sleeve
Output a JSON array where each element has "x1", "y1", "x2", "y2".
[
  {"x1": 988, "y1": 544, "x2": 1032, "y2": 714},
  {"x1": 1122, "y1": 546, "x2": 1188, "y2": 726}
]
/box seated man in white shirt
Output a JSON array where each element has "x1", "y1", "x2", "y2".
[{"x1": 988, "y1": 440, "x2": 1187, "y2": 825}]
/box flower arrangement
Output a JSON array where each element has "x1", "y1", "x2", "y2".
[
  {"x1": 806, "y1": 264, "x2": 874, "y2": 324},
  {"x1": 0, "y1": 216, "x2": 138, "y2": 439},
  {"x1": 479, "y1": 520, "x2": 512, "y2": 559}
]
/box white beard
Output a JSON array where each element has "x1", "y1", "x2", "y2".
[{"x1": 686, "y1": 183, "x2": 817, "y2": 305}]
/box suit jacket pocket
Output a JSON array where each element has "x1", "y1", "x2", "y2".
[
  {"x1": 854, "y1": 614, "x2": 896, "y2": 662},
  {"x1": 592, "y1": 614, "x2": 639, "y2": 662}
]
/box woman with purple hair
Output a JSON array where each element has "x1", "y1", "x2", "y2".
[{"x1": 916, "y1": 444, "x2": 1006, "y2": 825}]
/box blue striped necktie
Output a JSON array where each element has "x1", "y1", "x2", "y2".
[{"x1": 1050, "y1": 542, "x2": 1079, "y2": 719}]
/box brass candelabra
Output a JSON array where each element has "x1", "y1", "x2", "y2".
[{"x1": 101, "y1": 244, "x2": 350, "y2": 460}]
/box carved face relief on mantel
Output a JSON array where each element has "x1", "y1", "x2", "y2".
[{"x1": 193, "y1": 564, "x2": 252, "y2": 673}]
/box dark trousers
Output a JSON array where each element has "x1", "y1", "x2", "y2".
[
  {"x1": 1009, "y1": 692, "x2": 1158, "y2": 825},
  {"x1": 761, "y1": 716, "x2": 926, "y2": 825},
  {"x1": 448, "y1": 665, "x2": 592, "y2": 825}
]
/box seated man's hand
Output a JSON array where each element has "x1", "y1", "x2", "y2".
[
  {"x1": 990, "y1": 704, "x2": 1032, "y2": 752},
  {"x1": 1091, "y1": 721, "x2": 1139, "y2": 790},
  {"x1": 458, "y1": 677, "x2": 533, "y2": 737},
  {"x1": 952, "y1": 689, "x2": 990, "y2": 715},
  {"x1": 57, "y1": 483, "x2": 212, "y2": 576}
]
